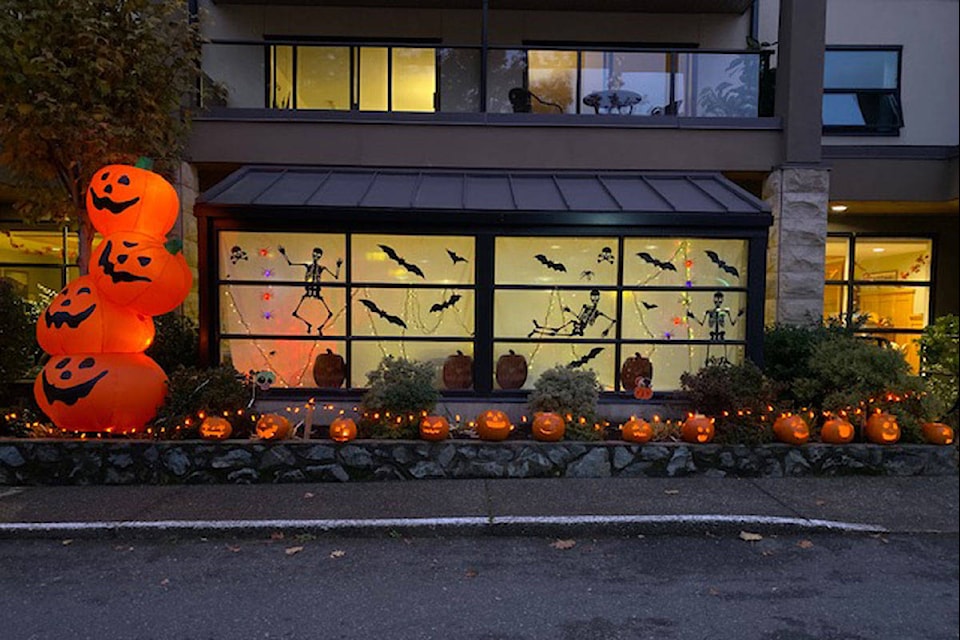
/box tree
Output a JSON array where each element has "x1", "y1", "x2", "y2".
[{"x1": 0, "y1": 0, "x2": 200, "y2": 273}]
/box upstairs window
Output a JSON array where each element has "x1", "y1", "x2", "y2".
[{"x1": 823, "y1": 47, "x2": 903, "y2": 135}]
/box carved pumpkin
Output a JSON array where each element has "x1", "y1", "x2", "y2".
[
  {"x1": 33, "y1": 352, "x2": 167, "y2": 433},
  {"x1": 475, "y1": 409, "x2": 512, "y2": 441},
  {"x1": 86, "y1": 164, "x2": 179, "y2": 239},
  {"x1": 681, "y1": 414, "x2": 715, "y2": 444},
  {"x1": 633, "y1": 377, "x2": 654, "y2": 401},
  {"x1": 419, "y1": 415, "x2": 450, "y2": 441},
  {"x1": 313, "y1": 349, "x2": 346, "y2": 388},
  {"x1": 773, "y1": 414, "x2": 810, "y2": 445},
  {"x1": 36, "y1": 276, "x2": 155, "y2": 354},
  {"x1": 921, "y1": 422, "x2": 955, "y2": 446},
  {"x1": 443, "y1": 350, "x2": 473, "y2": 390},
  {"x1": 329, "y1": 416, "x2": 357, "y2": 443},
  {"x1": 199, "y1": 416, "x2": 233, "y2": 440},
  {"x1": 820, "y1": 417, "x2": 855, "y2": 444},
  {"x1": 91, "y1": 232, "x2": 192, "y2": 316},
  {"x1": 620, "y1": 417, "x2": 653, "y2": 444},
  {"x1": 620, "y1": 352, "x2": 653, "y2": 393},
  {"x1": 256, "y1": 413, "x2": 293, "y2": 440},
  {"x1": 532, "y1": 412, "x2": 565, "y2": 442},
  {"x1": 864, "y1": 412, "x2": 900, "y2": 445},
  {"x1": 495, "y1": 350, "x2": 528, "y2": 389}
]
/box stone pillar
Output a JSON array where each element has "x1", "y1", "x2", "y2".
[
  {"x1": 763, "y1": 166, "x2": 830, "y2": 325},
  {"x1": 173, "y1": 161, "x2": 200, "y2": 322}
]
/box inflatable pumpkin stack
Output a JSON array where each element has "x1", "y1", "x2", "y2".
[{"x1": 34, "y1": 162, "x2": 192, "y2": 434}]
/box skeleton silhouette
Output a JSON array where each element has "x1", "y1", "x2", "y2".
[
  {"x1": 278, "y1": 246, "x2": 342, "y2": 335},
  {"x1": 528, "y1": 289, "x2": 616, "y2": 338}
]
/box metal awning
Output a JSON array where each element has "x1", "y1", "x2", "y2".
[{"x1": 200, "y1": 167, "x2": 770, "y2": 219}]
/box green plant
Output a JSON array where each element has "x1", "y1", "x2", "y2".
[
  {"x1": 917, "y1": 315, "x2": 959, "y2": 424},
  {"x1": 153, "y1": 364, "x2": 252, "y2": 439},
  {"x1": 527, "y1": 366, "x2": 602, "y2": 440},
  {"x1": 0, "y1": 279, "x2": 38, "y2": 406},
  {"x1": 146, "y1": 312, "x2": 200, "y2": 372},
  {"x1": 359, "y1": 356, "x2": 440, "y2": 439},
  {"x1": 679, "y1": 361, "x2": 780, "y2": 444}
]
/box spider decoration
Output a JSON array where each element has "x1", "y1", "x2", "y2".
[{"x1": 528, "y1": 289, "x2": 617, "y2": 338}]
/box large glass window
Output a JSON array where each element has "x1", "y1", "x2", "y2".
[
  {"x1": 0, "y1": 229, "x2": 78, "y2": 303},
  {"x1": 823, "y1": 48, "x2": 902, "y2": 134},
  {"x1": 824, "y1": 235, "x2": 932, "y2": 369}
]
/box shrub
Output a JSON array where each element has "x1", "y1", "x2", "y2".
[
  {"x1": 917, "y1": 314, "x2": 959, "y2": 425},
  {"x1": 359, "y1": 356, "x2": 440, "y2": 438},
  {"x1": 679, "y1": 361, "x2": 780, "y2": 444},
  {"x1": 153, "y1": 364, "x2": 252, "y2": 438},
  {"x1": 0, "y1": 279, "x2": 38, "y2": 406},
  {"x1": 527, "y1": 366, "x2": 603, "y2": 440},
  {"x1": 146, "y1": 312, "x2": 200, "y2": 372}
]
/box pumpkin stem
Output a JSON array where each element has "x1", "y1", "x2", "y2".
[
  {"x1": 134, "y1": 156, "x2": 155, "y2": 170},
  {"x1": 164, "y1": 237, "x2": 184, "y2": 255}
]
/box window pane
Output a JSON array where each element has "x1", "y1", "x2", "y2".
[
  {"x1": 494, "y1": 341, "x2": 615, "y2": 391},
  {"x1": 622, "y1": 238, "x2": 747, "y2": 288},
  {"x1": 580, "y1": 52, "x2": 670, "y2": 116},
  {"x1": 823, "y1": 92, "x2": 902, "y2": 129},
  {"x1": 359, "y1": 47, "x2": 388, "y2": 111},
  {"x1": 438, "y1": 47, "x2": 481, "y2": 113},
  {"x1": 495, "y1": 237, "x2": 618, "y2": 286},
  {"x1": 353, "y1": 235, "x2": 474, "y2": 285},
  {"x1": 202, "y1": 43, "x2": 267, "y2": 108},
  {"x1": 218, "y1": 231, "x2": 346, "y2": 283},
  {"x1": 853, "y1": 239, "x2": 932, "y2": 281},
  {"x1": 297, "y1": 46, "x2": 350, "y2": 110},
  {"x1": 351, "y1": 341, "x2": 471, "y2": 389},
  {"x1": 221, "y1": 339, "x2": 342, "y2": 389},
  {"x1": 688, "y1": 53, "x2": 759, "y2": 118},
  {"x1": 620, "y1": 343, "x2": 745, "y2": 392},
  {"x1": 352, "y1": 287, "x2": 474, "y2": 338},
  {"x1": 0, "y1": 230, "x2": 66, "y2": 264},
  {"x1": 823, "y1": 284, "x2": 848, "y2": 323},
  {"x1": 622, "y1": 289, "x2": 747, "y2": 342},
  {"x1": 825, "y1": 237, "x2": 849, "y2": 280},
  {"x1": 528, "y1": 50, "x2": 577, "y2": 114},
  {"x1": 824, "y1": 50, "x2": 898, "y2": 89},
  {"x1": 0, "y1": 266, "x2": 62, "y2": 303},
  {"x1": 854, "y1": 285, "x2": 929, "y2": 331},
  {"x1": 270, "y1": 45, "x2": 294, "y2": 109},
  {"x1": 392, "y1": 48, "x2": 435, "y2": 112},
  {"x1": 496, "y1": 289, "x2": 618, "y2": 341},
  {"x1": 487, "y1": 49, "x2": 528, "y2": 113},
  {"x1": 221, "y1": 284, "x2": 347, "y2": 337},
  {"x1": 823, "y1": 93, "x2": 866, "y2": 126}
]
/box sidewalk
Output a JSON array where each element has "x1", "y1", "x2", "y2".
[{"x1": 1, "y1": 476, "x2": 957, "y2": 539}]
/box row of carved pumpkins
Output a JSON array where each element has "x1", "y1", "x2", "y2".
[{"x1": 201, "y1": 411, "x2": 955, "y2": 447}]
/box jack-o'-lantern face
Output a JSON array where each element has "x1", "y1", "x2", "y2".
[
  {"x1": 476, "y1": 410, "x2": 512, "y2": 441},
  {"x1": 199, "y1": 416, "x2": 233, "y2": 440},
  {"x1": 329, "y1": 416, "x2": 357, "y2": 443},
  {"x1": 865, "y1": 412, "x2": 900, "y2": 444},
  {"x1": 532, "y1": 412, "x2": 565, "y2": 442},
  {"x1": 620, "y1": 417, "x2": 653, "y2": 444},
  {"x1": 37, "y1": 276, "x2": 154, "y2": 354},
  {"x1": 922, "y1": 422, "x2": 954, "y2": 446},
  {"x1": 419, "y1": 415, "x2": 450, "y2": 441},
  {"x1": 773, "y1": 415, "x2": 810, "y2": 445},
  {"x1": 820, "y1": 417, "x2": 855, "y2": 444},
  {"x1": 91, "y1": 232, "x2": 192, "y2": 316},
  {"x1": 256, "y1": 413, "x2": 292, "y2": 440},
  {"x1": 33, "y1": 352, "x2": 167, "y2": 433},
  {"x1": 86, "y1": 165, "x2": 179, "y2": 238},
  {"x1": 681, "y1": 414, "x2": 715, "y2": 444}
]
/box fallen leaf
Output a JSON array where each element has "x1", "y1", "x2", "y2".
[
  {"x1": 329, "y1": 549, "x2": 346, "y2": 559},
  {"x1": 61, "y1": 539, "x2": 73, "y2": 546},
  {"x1": 270, "y1": 531, "x2": 285, "y2": 541},
  {"x1": 285, "y1": 546, "x2": 304, "y2": 556},
  {"x1": 814, "y1": 499, "x2": 827, "y2": 506},
  {"x1": 664, "y1": 489, "x2": 680, "y2": 495},
  {"x1": 303, "y1": 492, "x2": 315, "y2": 499},
  {"x1": 761, "y1": 550, "x2": 775, "y2": 557},
  {"x1": 550, "y1": 539, "x2": 577, "y2": 550},
  {"x1": 464, "y1": 568, "x2": 478, "y2": 578},
  {"x1": 739, "y1": 531, "x2": 763, "y2": 542},
  {"x1": 159, "y1": 578, "x2": 170, "y2": 587},
  {"x1": 797, "y1": 539, "x2": 814, "y2": 549},
  {"x1": 708, "y1": 587, "x2": 720, "y2": 596},
  {"x1": 226, "y1": 544, "x2": 242, "y2": 553}
]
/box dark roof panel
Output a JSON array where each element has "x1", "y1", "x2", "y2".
[
  {"x1": 254, "y1": 170, "x2": 329, "y2": 205},
  {"x1": 512, "y1": 176, "x2": 567, "y2": 210},
  {"x1": 308, "y1": 172, "x2": 375, "y2": 206},
  {"x1": 464, "y1": 175, "x2": 515, "y2": 210}
]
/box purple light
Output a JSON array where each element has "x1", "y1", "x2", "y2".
[
  {"x1": 664, "y1": 331, "x2": 672, "y2": 340},
  {"x1": 263, "y1": 311, "x2": 272, "y2": 320},
  {"x1": 263, "y1": 269, "x2": 273, "y2": 278},
  {"x1": 685, "y1": 280, "x2": 692, "y2": 288}
]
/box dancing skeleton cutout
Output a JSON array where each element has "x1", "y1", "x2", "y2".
[
  {"x1": 528, "y1": 289, "x2": 616, "y2": 338},
  {"x1": 278, "y1": 245, "x2": 342, "y2": 335},
  {"x1": 686, "y1": 291, "x2": 744, "y2": 365}
]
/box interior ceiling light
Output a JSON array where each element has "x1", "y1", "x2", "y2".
[{"x1": 830, "y1": 204, "x2": 849, "y2": 212}]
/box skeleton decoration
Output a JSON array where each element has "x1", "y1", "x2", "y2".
[
  {"x1": 529, "y1": 289, "x2": 616, "y2": 338},
  {"x1": 229, "y1": 245, "x2": 248, "y2": 265},
  {"x1": 278, "y1": 245, "x2": 342, "y2": 335},
  {"x1": 686, "y1": 291, "x2": 744, "y2": 366},
  {"x1": 247, "y1": 369, "x2": 276, "y2": 408}
]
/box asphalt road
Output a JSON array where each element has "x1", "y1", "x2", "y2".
[{"x1": 1, "y1": 531, "x2": 957, "y2": 640}]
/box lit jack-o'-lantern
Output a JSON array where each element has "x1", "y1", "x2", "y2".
[
  {"x1": 820, "y1": 417, "x2": 855, "y2": 444},
  {"x1": 86, "y1": 164, "x2": 179, "y2": 239},
  {"x1": 443, "y1": 350, "x2": 473, "y2": 390},
  {"x1": 773, "y1": 414, "x2": 810, "y2": 445},
  {"x1": 33, "y1": 353, "x2": 167, "y2": 433},
  {"x1": 532, "y1": 412, "x2": 565, "y2": 442},
  {"x1": 495, "y1": 350, "x2": 528, "y2": 390},
  {"x1": 475, "y1": 409, "x2": 512, "y2": 441},
  {"x1": 681, "y1": 414, "x2": 715, "y2": 444},
  {"x1": 256, "y1": 413, "x2": 292, "y2": 440},
  {"x1": 620, "y1": 417, "x2": 653, "y2": 444},
  {"x1": 91, "y1": 232, "x2": 192, "y2": 316},
  {"x1": 36, "y1": 276, "x2": 155, "y2": 354},
  {"x1": 329, "y1": 416, "x2": 358, "y2": 443},
  {"x1": 865, "y1": 412, "x2": 900, "y2": 445},
  {"x1": 199, "y1": 416, "x2": 233, "y2": 440},
  {"x1": 921, "y1": 422, "x2": 954, "y2": 446},
  {"x1": 419, "y1": 415, "x2": 450, "y2": 441}
]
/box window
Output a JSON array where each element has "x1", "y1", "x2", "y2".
[
  {"x1": 823, "y1": 48, "x2": 903, "y2": 134},
  {"x1": 824, "y1": 235, "x2": 933, "y2": 370},
  {"x1": 0, "y1": 229, "x2": 79, "y2": 303}
]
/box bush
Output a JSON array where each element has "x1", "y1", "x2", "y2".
[
  {"x1": 680, "y1": 361, "x2": 780, "y2": 444},
  {"x1": 359, "y1": 356, "x2": 440, "y2": 438},
  {"x1": 527, "y1": 366, "x2": 603, "y2": 439},
  {"x1": 153, "y1": 364, "x2": 252, "y2": 438},
  {"x1": 917, "y1": 315, "x2": 959, "y2": 425},
  {"x1": 0, "y1": 279, "x2": 38, "y2": 406},
  {"x1": 146, "y1": 312, "x2": 200, "y2": 372}
]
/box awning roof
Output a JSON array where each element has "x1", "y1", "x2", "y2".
[{"x1": 200, "y1": 166, "x2": 769, "y2": 217}]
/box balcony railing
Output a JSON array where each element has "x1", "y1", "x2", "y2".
[{"x1": 200, "y1": 41, "x2": 773, "y2": 119}]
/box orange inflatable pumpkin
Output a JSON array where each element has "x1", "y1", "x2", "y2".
[
  {"x1": 620, "y1": 417, "x2": 653, "y2": 443},
  {"x1": 419, "y1": 415, "x2": 450, "y2": 441},
  {"x1": 36, "y1": 276, "x2": 155, "y2": 354},
  {"x1": 329, "y1": 416, "x2": 358, "y2": 443},
  {"x1": 921, "y1": 422, "x2": 954, "y2": 446},
  {"x1": 773, "y1": 414, "x2": 810, "y2": 445},
  {"x1": 532, "y1": 412, "x2": 565, "y2": 442},
  {"x1": 475, "y1": 410, "x2": 512, "y2": 441},
  {"x1": 681, "y1": 414, "x2": 715, "y2": 444},
  {"x1": 865, "y1": 412, "x2": 900, "y2": 445},
  {"x1": 86, "y1": 164, "x2": 179, "y2": 239},
  {"x1": 33, "y1": 353, "x2": 167, "y2": 433},
  {"x1": 91, "y1": 232, "x2": 192, "y2": 316},
  {"x1": 820, "y1": 417, "x2": 855, "y2": 444}
]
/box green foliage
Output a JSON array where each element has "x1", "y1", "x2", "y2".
[
  {"x1": 0, "y1": 0, "x2": 200, "y2": 271},
  {"x1": 153, "y1": 364, "x2": 252, "y2": 438},
  {"x1": 0, "y1": 279, "x2": 38, "y2": 405},
  {"x1": 527, "y1": 366, "x2": 602, "y2": 437},
  {"x1": 679, "y1": 361, "x2": 780, "y2": 444},
  {"x1": 917, "y1": 315, "x2": 959, "y2": 422},
  {"x1": 146, "y1": 313, "x2": 200, "y2": 373},
  {"x1": 359, "y1": 356, "x2": 440, "y2": 438}
]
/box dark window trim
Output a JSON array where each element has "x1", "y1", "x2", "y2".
[{"x1": 823, "y1": 46, "x2": 904, "y2": 136}]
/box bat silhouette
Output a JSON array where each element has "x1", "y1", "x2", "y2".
[
  {"x1": 446, "y1": 249, "x2": 468, "y2": 265},
  {"x1": 430, "y1": 294, "x2": 462, "y2": 313},
  {"x1": 534, "y1": 254, "x2": 567, "y2": 272},
  {"x1": 641, "y1": 301, "x2": 659, "y2": 310},
  {"x1": 378, "y1": 244, "x2": 425, "y2": 278},
  {"x1": 359, "y1": 298, "x2": 408, "y2": 329},
  {"x1": 636, "y1": 252, "x2": 677, "y2": 272},
  {"x1": 704, "y1": 250, "x2": 740, "y2": 279},
  {"x1": 568, "y1": 347, "x2": 604, "y2": 369}
]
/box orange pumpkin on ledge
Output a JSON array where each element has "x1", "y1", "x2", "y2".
[
  {"x1": 475, "y1": 410, "x2": 512, "y2": 441},
  {"x1": 420, "y1": 415, "x2": 450, "y2": 441}
]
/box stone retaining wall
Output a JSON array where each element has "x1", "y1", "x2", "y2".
[{"x1": 1, "y1": 440, "x2": 957, "y2": 485}]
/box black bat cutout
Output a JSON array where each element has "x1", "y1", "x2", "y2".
[
  {"x1": 430, "y1": 294, "x2": 462, "y2": 313},
  {"x1": 568, "y1": 347, "x2": 604, "y2": 369},
  {"x1": 41, "y1": 368, "x2": 109, "y2": 406},
  {"x1": 378, "y1": 244, "x2": 425, "y2": 278},
  {"x1": 704, "y1": 250, "x2": 740, "y2": 279},
  {"x1": 45, "y1": 304, "x2": 97, "y2": 329},
  {"x1": 446, "y1": 249, "x2": 468, "y2": 265},
  {"x1": 641, "y1": 301, "x2": 659, "y2": 310},
  {"x1": 534, "y1": 254, "x2": 567, "y2": 272},
  {"x1": 359, "y1": 298, "x2": 408, "y2": 329},
  {"x1": 636, "y1": 252, "x2": 677, "y2": 272},
  {"x1": 98, "y1": 240, "x2": 151, "y2": 283}
]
